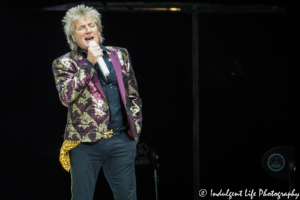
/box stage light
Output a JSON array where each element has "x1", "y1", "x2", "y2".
[
  {"x1": 95, "y1": 7, "x2": 181, "y2": 11},
  {"x1": 170, "y1": 8, "x2": 181, "y2": 11}
]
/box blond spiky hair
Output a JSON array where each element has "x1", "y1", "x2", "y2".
[{"x1": 62, "y1": 4, "x2": 104, "y2": 50}]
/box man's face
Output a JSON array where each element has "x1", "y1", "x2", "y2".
[{"x1": 72, "y1": 16, "x2": 100, "y2": 51}]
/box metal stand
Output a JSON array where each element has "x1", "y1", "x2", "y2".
[
  {"x1": 153, "y1": 154, "x2": 159, "y2": 200},
  {"x1": 288, "y1": 159, "x2": 296, "y2": 200}
]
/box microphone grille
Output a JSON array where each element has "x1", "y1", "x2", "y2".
[{"x1": 89, "y1": 41, "x2": 97, "y2": 47}]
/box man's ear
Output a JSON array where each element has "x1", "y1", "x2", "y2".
[{"x1": 72, "y1": 35, "x2": 76, "y2": 43}]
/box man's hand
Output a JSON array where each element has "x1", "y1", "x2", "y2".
[
  {"x1": 135, "y1": 138, "x2": 138, "y2": 143},
  {"x1": 87, "y1": 45, "x2": 103, "y2": 66}
]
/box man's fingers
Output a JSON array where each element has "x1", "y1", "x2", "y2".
[
  {"x1": 91, "y1": 51, "x2": 103, "y2": 56},
  {"x1": 88, "y1": 47, "x2": 103, "y2": 53},
  {"x1": 94, "y1": 52, "x2": 103, "y2": 57},
  {"x1": 91, "y1": 52, "x2": 103, "y2": 57},
  {"x1": 89, "y1": 46, "x2": 102, "y2": 51}
]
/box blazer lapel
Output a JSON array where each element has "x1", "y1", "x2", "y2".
[
  {"x1": 107, "y1": 52, "x2": 126, "y2": 104},
  {"x1": 71, "y1": 49, "x2": 107, "y2": 101},
  {"x1": 92, "y1": 75, "x2": 107, "y2": 102}
]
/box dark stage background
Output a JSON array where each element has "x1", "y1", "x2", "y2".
[{"x1": 1, "y1": 8, "x2": 295, "y2": 200}]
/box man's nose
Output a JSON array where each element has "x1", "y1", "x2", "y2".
[{"x1": 85, "y1": 26, "x2": 91, "y2": 33}]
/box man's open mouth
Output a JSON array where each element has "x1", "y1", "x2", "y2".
[{"x1": 85, "y1": 37, "x2": 94, "y2": 41}]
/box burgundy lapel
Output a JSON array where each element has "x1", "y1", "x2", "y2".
[
  {"x1": 92, "y1": 75, "x2": 107, "y2": 102},
  {"x1": 74, "y1": 57, "x2": 107, "y2": 102},
  {"x1": 107, "y1": 53, "x2": 126, "y2": 104}
]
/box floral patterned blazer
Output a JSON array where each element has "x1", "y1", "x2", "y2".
[{"x1": 52, "y1": 46, "x2": 142, "y2": 143}]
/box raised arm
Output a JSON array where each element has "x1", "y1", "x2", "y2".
[{"x1": 52, "y1": 57, "x2": 96, "y2": 107}]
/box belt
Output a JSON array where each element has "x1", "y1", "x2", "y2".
[{"x1": 102, "y1": 129, "x2": 123, "y2": 139}]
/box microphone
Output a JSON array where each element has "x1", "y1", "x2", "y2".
[{"x1": 88, "y1": 41, "x2": 110, "y2": 77}]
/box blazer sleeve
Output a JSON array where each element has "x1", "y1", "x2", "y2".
[
  {"x1": 125, "y1": 49, "x2": 143, "y2": 139},
  {"x1": 52, "y1": 57, "x2": 96, "y2": 107}
]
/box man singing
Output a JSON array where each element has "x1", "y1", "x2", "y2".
[{"x1": 52, "y1": 5, "x2": 142, "y2": 200}]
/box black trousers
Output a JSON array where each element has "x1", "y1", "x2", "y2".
[{"x1": 69, "y1": 131, "x2": 137, "y2": 200}]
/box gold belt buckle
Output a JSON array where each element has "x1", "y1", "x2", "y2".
[{"x1": 103, "y1": 129, "x2": 114, "y2": 139}]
